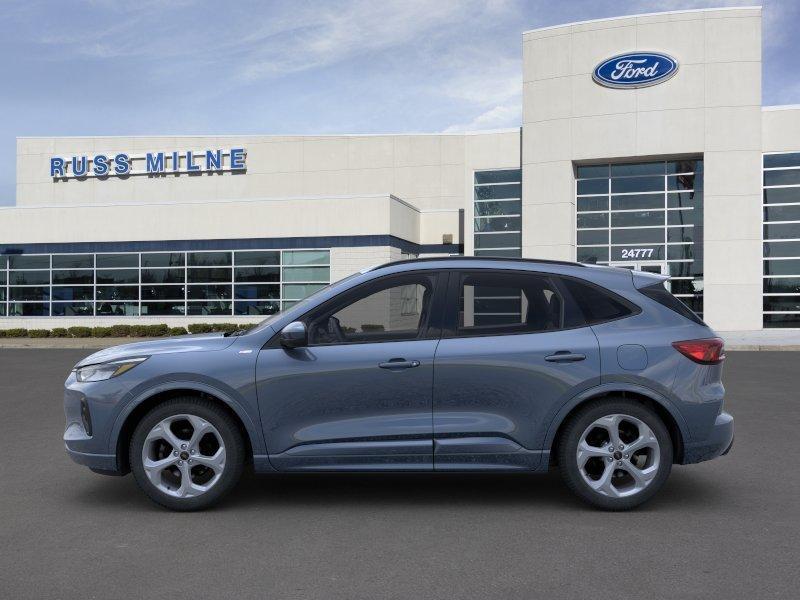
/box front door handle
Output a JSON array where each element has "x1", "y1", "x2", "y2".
[
  {"x1": 378, "y1": 358, "x2": 421, "y2": 370},
  {"x1": 545, "y1": 351, "x2": 586, "y2": 363}
]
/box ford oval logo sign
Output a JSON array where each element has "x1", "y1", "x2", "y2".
[{"x1": 593, "y1": 52, "x2": 678, "y2": 89}]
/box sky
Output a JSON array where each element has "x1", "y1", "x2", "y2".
[{"x1": 1, "y1": 0, "x2": 798, "y2": 206}]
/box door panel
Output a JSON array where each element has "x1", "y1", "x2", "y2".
[
  {"x1": 257, "y1": 340, "x2": 438, "y2": 470},
  {"x1": 432, "y1": 328, "x2": 601, "y2": 470},
  {"x1": 432, "y1": 269, "x2": 601, "y2": 470},
  {"x1": 255, "y1": 270, "x2": 444, "y2": 472}
]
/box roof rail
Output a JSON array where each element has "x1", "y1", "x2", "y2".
[{"x1": 367, "y1": 256, "x2": 587, "y2": 272}]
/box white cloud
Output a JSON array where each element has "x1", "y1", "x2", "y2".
[
  {"x1": 437, "y1": 50, "x2": 522, "y2": 132},
  {"x1": 443, "y1": 103, "x2": 521, "y2": 132},
  {"x1": 235, "y1": 0, "x2": 479, "y2": 81}
]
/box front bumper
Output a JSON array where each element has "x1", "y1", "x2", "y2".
[
  {"x1": 65, "y1": 443, "x2": 119, "y2": 474},
  {"x1": 681, "y1": 411, "x2": 734, "y2": 464},
  {"x1": 64, "y1": 419, "x2": 122, "y2": 474},
  {"x1": 64, "y1": 373, "x2": 129, "y2": 475}
]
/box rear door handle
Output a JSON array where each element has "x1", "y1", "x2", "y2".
[
  {"x1": 545, "y1": 351, "x2": 586, "y2": 363},
  {"x1": 379, "y1": 358, "x2": 421, "y2": 370}
]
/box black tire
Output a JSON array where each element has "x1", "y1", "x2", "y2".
[
  {"x1": 557, "y1": 398, "x2": 673, "y2": 511},
  {"x1": 130, "y1": 397, "x2": 246, "y2": 511}
]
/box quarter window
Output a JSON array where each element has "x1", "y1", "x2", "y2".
[{"x1": 560, "y1": 278, "x2": 635, "y2": 325}]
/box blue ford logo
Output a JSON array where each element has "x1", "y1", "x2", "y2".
[{"x1": 593, "y1": 52, "x2": 678, "y2": 89}]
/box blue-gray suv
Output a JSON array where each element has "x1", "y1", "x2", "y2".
[{"x1": 64, "y1": 257, "x2": 733, "y2": 511}]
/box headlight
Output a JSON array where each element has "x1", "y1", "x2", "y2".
[{"x1": 74, "y1": 357, "x2": 148, "y2": 382}]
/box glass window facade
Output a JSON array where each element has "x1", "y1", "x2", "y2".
[
  {"x1": 0, "y1": 249, "x2": 330, "y2": 318},
  {"x1": 763, "y1": 153, "x2": 800, "y2": 328},
  {"x1": 576, "y1": 159, "x2": 704, "y2": 316},
  {"x1": 474, "y1": 169, "x2": 522, "y2": 258}
]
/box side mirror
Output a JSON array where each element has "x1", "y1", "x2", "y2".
[{"x1": 279, "y1": 321, "x2": 307, "y2": 348}]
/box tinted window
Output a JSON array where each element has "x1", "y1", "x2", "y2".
[
  {"x1": 235, "y1": 251, "x2": 279, "y2": 266},
  {"x1": 95, "y1": 269, "x2": 138, "y2": 284},
  {"x1": 561, "y1": 278, "x2": 635, "y2": 325},
  {"x1": 96, "y1": 254, "x2": 137, "y2": 268},
  {"x1": 52, "y1": 270, "x2": 93, "y2": 284},
  {"x1": 639, "y1": 282, "x2": 705, "y2": 325},
  {"x1": 453, "y1": 271, "x2": 564, "y2": 336},
  {"x1": 188, "y1": 252, "x2": 231, "y2": 267},
  {"x1": 141, "y1": 253, "x2": 185, "y2": 267},
  {"x1": 474, "y1": 170, "x2": 521, "y2": 184},
  {"x1": 309, "y1": 274, "x2": 436, "y2": 345},
  {"x1": 52, "y1": 254, "x2": 93, "y2": 269},
  {"x1": 9, "y1": 255, "x2": 49, "y2": 269},
  {"x1": 9, "y1": 271, "x2": 50, "y2": 285},
  {"x1": 142, "y1": 268, "x2": 185, "y2": 284}
]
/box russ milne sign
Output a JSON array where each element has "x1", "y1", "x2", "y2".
[
  {"x1": 50, "y1": 148, "x2": 246, "y2": 179},
  {"x1": 593, "y1": 52, "x2": 678, "y2": 89}
]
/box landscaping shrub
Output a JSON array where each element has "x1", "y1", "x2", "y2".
[
  {"x1": 145, "y1": 324, "x2": 169, "y2": 337},
  {"x1": 68, "y1": 326, "x2": 92, "y2": 338},
  {"x1": 188, "y1": 323, "x2": 213, "y2": 334},
  {"x1": 109, "y1": 324, "x2": 132, "y2": 337},
  {"x1": 4, "y1": 328, "x2": 29, "y2": 338},
  {"x1": 0, "y1": 323, "x2": 251, "y2": 339},
  {"x1": 129, "y1": 325, "x2": 149, "y2": 337}
]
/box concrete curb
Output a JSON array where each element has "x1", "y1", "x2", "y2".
[{"x1": 726, "y1": 345, "x2": 800, "y2": 351}]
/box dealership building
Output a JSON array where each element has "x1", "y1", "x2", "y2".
[{"x1": 2, "y1": 5, "x2": 799, "y2": 332}]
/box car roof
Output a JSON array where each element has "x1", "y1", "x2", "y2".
[
  {"x1": 368, "y1": 256, "x2": 586, "y2": 271},
  {"x1": 362, "y1": 255, "x2": 634, "y2": 286}
]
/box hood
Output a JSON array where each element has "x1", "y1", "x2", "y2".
[{"x1": 75, "y1": 333, "x2": 237, "y2": 367}]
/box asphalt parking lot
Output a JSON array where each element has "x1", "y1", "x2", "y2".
[{"x1": 1, "y1": 349, "x2": 798, "y2": 599}]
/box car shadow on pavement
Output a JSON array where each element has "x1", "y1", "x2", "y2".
[{"x1": 68, "y1": 467, "x2": 729, "y2": 513}]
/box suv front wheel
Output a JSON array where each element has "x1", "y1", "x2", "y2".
[
  {"x1": 557, "y1": 398, "x2": 673, "y2": 510},
  {"x1": 129, "y1": 398, "x2": 246, "y2": 511}
]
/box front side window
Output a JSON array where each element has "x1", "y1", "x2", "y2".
[
  {"x1": 309, "y1": 274, "x2": 436, "y2": 345},
  {"x1": 453, "y1": 271, "x2": 564, "y2": 336}
]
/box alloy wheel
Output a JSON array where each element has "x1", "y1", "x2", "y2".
[
  {"x1": 141, "y1": 414, "x2": 226, "y2": 498},
  {"x1": 576, "y1": 413, "x2": 661, "y2": 498}
]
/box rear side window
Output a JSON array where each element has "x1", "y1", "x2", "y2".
[
  {"x1": 452, "y1": 271, "x2": 564, "y2": 336},
  {"x1": 639, "y1": 282, "x2": 706, "y2": 326},
  {"x1": 561, "y1": 278, "x2": 636, "y2": 325}
]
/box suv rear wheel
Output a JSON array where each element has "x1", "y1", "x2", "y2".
[
  {"x1": 557, "y1": 398, "x2": 672, "y2": 510},
  {"x1": 130, "y1": 398, "x2": 246, "y2": 511}
]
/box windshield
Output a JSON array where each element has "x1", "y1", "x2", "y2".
[{"x1": 246, "y1": 272, "x2": 363, "y2": 335}]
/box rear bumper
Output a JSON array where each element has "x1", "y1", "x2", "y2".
[{"x1": 681, "y1": 411, "x2": 734, "y2": 464}]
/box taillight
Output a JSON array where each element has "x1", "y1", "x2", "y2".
[{"x1": 672, "y1": 338, "x2": 725, "y2": 364}]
